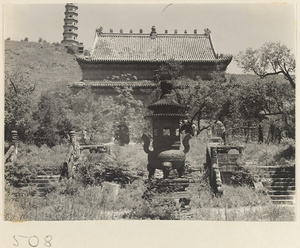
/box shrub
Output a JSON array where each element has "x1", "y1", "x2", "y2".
[
  {"x1": 190, "y1": 174, "x2": 271, "y2": 209},
  {"x1": 128, "y1": 197, "x2": 179, "y2": 220},
  {"x1": 5, "y1": 143, "x2": 68, "y2": 187},
  {"x1": 125, "y1": 180, "x2": 181, "y2": 220}
]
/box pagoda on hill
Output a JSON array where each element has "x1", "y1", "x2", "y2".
[
  {"x1": 71, "y1": 26, "x2": 232, "y2": 97},
  {"x1": 61, "y1": 3, "x2": 84, "y2": 54}
]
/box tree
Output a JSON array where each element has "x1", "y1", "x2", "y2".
[
  {"x1": 154, "y1": 59, "x2": 184, "y2": 81},
  {"x1": 4, "y1": 71, "x2": 36, "y2": 142},
  {"x1": 172, "y1": 73, "x2": 230, "y2": 134},
  {"x1": 32, "y1": 92, "x2": 73, "y2": 146},
  {"x1": 229, "y1": 77, "x2": 295, "y2": 143},
  {"x1": 235, "y1": 42, "x2": 295, "y2": 89},
  {"x1": 114, "y1": 87, "x2": 145, "y2": 141}
]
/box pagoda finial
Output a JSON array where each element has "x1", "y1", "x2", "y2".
[{"x1": 160, "y1": 81, "x2": 173, "y2": 97}]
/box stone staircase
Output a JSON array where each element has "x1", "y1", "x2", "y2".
[
  {"x1": 261, "y1": 166, "x2": 295, "y2": 205},
  {"x1": 29, "y1": 175, "x2": 60, "y2": 196}
]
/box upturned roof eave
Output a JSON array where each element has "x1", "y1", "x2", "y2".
[
  {"x1": 75, "y1": 56, "x2": 233, "y2": 64},
  {"x1": 145, "y1": 113, "x2": 186, "y2": 118},
  {"x1": 69, "y1": 80, "x2": 157, "y2": 89}
]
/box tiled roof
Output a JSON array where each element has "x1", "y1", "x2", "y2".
[
  {"x1": 147, "y1": 113, "x2": 186, "y2": 117},
  {"x1": 76, "y1": 31, "x2": 232, "y2": 63},
  {"x1": 148, "y1": 98, "x2": 184, "y2": 109}
]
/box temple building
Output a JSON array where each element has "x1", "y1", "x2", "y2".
[{"x1": 71, "y1": 26, "x2": 232, "y2": 96}]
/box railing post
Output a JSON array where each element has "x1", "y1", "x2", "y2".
[
  {"x1": 70, "y1": 130, "x2": 76, "y2": 144},
  {"x1": 211, "y1": 147, "x2": 217, "y2": 164},
  {"x1": 11, "y1": 130, "x2": 18, "y2": 156},
  {"x1": 68, "y1": 130, "x2": 76, "y2": 179},
  {"x1": 210, "y1": 146, "x2": 223, "y2": 195},
  {"x1": 11, "y1": 130, "x2": 17, "y2": 145}
]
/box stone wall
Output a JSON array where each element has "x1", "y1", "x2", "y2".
[{"x1": 79, "y1": 62, "x2": 225, "y2": 81}]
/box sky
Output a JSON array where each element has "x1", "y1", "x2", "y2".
[{"x1": 3, "y1": 2, "x2": 297, "y2": 74}]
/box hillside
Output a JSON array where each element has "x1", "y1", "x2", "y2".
[
  {"x1": 5, "y1": 40, "x2": 82, "y2": 98},
  {"x1": 5, "y1": 40, "x2": 288, "y2": 98}
]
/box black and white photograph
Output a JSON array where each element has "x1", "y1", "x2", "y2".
[{"x1": 1, "y1": 1, "x2": 299, "y2": 246}]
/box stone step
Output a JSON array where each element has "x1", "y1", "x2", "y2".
[
  {"x1": 30, "y1": 179, "x2": 58, "y2": 184},
  {"x1": 264, "y1": 182, "x2": 295, "y2": 188},
  {"x1": 271, "y1": 183, "x2": 295, "y2": 189},
  {"x1": 270, "y1": 195, "x2": 295, "y2": 200},
  {"x1": 33, "y1": 183, "x2": 57, "y2": 187},
  {"x1": 159, "y1": 182, "x2": 190, "y2": 187},
  {"x1": 30, "y1": 175, "x2": 60, "y2": 184},
  {"x1": 270, "y1": 173, "x2": 295, "y2": 178},
  {"x1": 147, "y1": 178, "x2": 190, "y2": 183},
  {"x1": 266, "y1": 185, "x2": 295, "y2": 191},
  {"x1": 271, "y1": 184, "x2": 295, "y2": 189},
  {"x1": 268, "y1": 167, "x2": 295, "y2": 171},
  {"x1": 271, "y1": 199, "x2": 295, "y2": 205},
  {"x1": 256, "y1": 166, "x2": 294, "y2": 170},
  {"x1": 268, "y1": 190, "x2": 295, "y2": 195},
  {"x1": 23, "y1": 175, "x2": 61, "y2": 196},
  {"x1": 36, "y1": 187, "x2": 49, "y2": 191},
  {"x1": 271, "y1": 177, "x2": 295, "y2": 182},
  {"x1": 254, "y1": 166, "x2": 295, "y2": 205},
  {"x1": 36, "y1": 175, "x2": 60, "y2": 179}
]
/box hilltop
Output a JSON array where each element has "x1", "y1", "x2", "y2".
[{"x1": 5, "y1": 40, "x2": 82, "y2": 98}]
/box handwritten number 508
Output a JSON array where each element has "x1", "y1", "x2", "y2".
[{"x1": 13, "y1": 235, "x2": 52, "y2": 247}]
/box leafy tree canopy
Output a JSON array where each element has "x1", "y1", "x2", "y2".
[
  {"x1": 235, "y1": 42, "x2": 295, "y2": 89},
  {"x1": 154, "y1": 59, "x2": 184, "y2": 81}
]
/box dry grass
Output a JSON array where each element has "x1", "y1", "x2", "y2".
[{"x1": 4, "y1": 138, "x2": 296, "y2": 221}]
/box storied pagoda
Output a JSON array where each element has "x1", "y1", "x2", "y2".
[
  {"x1": 71, "y1": 26, "x2": 232, "y2": 96},
  {"x1": 61, "y1": 3, "x2": 84, "y2": 53}
]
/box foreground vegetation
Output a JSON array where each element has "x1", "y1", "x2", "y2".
[
  {"x1": 5, "y1": 136, "x2": 295, "y2": 221},
  {"x1": 5, "y1": 179, "x2": 294, "y2": 221}
]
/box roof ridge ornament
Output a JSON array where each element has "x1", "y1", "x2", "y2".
[
  {"x1": 96, "y1": 26, "x2": 103, "y2": 34},
  {"x1": 150, "y1": 26, "x2": 157, "y2": 38},
  {"x1": 204, "y1": 28, "x2": 211, "y2": 36}
]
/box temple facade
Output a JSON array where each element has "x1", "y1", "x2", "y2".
[{"x1": 72, "y1": 26, "x2": 232, "y2": 96}]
